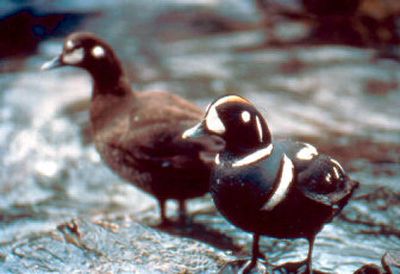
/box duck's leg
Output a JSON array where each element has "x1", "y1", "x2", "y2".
[
  {"x1": 305, "y1": 235, "x2": 316, "y2": 274},
  {"x1": 158, "y1": 199, "x2": 170, "y2": 226},
  {"x1": 178, "y1": 199, "x2": 187, "y2": 224},
  {"x1": 242, "y1": 234, "x2": 261, "y2": 273}
]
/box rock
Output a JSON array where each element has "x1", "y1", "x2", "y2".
[
  {"x1": 382, "y1": 250, "x2": 400, "y2": 274},
  {"x1": 219, "y1": 259, "x2": 271, "y2": 274},
  {"x1": 1, "y1": 1, "x2": 400, "y2": 273},
  {"x1": 1, "y1": 218, "x2": 228, "y2": 273}
]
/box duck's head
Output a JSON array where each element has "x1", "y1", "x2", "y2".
[
  {"x1": 41, "y1": 32, "x2": 122, "y2": 78},
  {"x1": 183, "y1": 95, "x2": 272, "y2": 158}
]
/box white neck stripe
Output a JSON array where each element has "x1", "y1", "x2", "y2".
[
  {"x1": 261, "y1": 154, "x2": 294, "y2": 211},
  {"x1": 232, "y1": 144, "x2": 273, "y2": 167}
]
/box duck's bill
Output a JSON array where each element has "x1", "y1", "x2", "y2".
[
  {"x1": 41, "y1": 56, "x2": 63, "y2": 71},
  {"x1": 182, "y1": 122, "x2": 206, "y2": 139}
]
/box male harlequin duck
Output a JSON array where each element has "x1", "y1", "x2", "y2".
[
  {"x1": 41, "y1": 32, "x2": 223, "y2": 225},
  {"x1": 183, "y1": 95, "x2": 359, "y2": 273}
]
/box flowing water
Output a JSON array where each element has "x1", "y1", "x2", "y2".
[{"x1": 0, "y1": 1, "x2": 399, "y2": 273}]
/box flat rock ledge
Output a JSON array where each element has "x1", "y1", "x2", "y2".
[
  {"x1": 1, "y1": 216, "x2": 398, "y2": 273},
  {"x1": 0, "y1": 218, "x2": 229, "y2": 273}
]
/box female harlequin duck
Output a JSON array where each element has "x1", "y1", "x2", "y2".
[
  {"x1": 183, "y1": 95, "x2": 359, "y2": 273},
  {"x1": 41, "y1": 32, "x2": 223, "y2": 225}
]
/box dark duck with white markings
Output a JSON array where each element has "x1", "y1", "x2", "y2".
[
  {"x1": 41, "y1": 32, "x2": 223, "y2": 225},
  {"x1": 183, "y1": 95, "x2": 359, "y2": 273}
]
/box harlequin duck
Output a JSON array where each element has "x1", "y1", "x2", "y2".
[
  {"x1": 41, "y1": 32, "x2": 223, "y2": 225},
  {"x1": 183, "y1": 95, "x2": 359, "y2": 273}
]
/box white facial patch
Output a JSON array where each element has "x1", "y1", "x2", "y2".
[
  {"x1": 261, "y1": 154, "x2": 294, "y2": 211},
  {"x1": 296, "y1": 143, "x2": 318, "y2": 160},
  {"x1": 62, "y1": 47, "x2": 84, "y2": 65},
  {"x1": 91, "y1": 45, "x2": 105, "y2": 58},
  {"x1": 232, "y1": 144, "x2": 273, "y2": 167},
  {"x1": 205, "y1": 95, "x2": 252, "y2": 134},
  {"x1": 205, "y1": 105, "x2": 225, "y2": 134},
  {"x1": 65, "y1": 40, "x2": 74, "y2": 50},
  {"x1": 255, "y1": 116, "x2": 263, "y2": 143},
  {"x1": 241, "y1": 111, "x2": 251, "y2": 123}
]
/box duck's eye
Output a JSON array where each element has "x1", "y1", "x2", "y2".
[
  {"x1": 62, "y1": 47, "x2": 84, "y2": 64},
  {"x1": 91, "y1": 45, "x2": 105, "y2": 58}
]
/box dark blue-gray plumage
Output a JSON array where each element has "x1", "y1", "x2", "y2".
[{"x1": 183, "y1": 94, "x2": 359, "y2": 273}]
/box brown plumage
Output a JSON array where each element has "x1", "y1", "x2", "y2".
[{"x1": 42, "y1": 32, "x2": 223, "y2": 224}]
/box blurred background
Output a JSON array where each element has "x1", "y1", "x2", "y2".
[{"x1": 0, "y1": 0, "x2": 399, "y2": 273}]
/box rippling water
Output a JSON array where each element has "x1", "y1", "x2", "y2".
[{"x1": 1, "y1": 1, "x2": 399, "y2": 273}]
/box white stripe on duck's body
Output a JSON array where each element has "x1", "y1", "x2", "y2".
[{"x1": 212, "y1": 139, "x2": 356, "y2": 239}]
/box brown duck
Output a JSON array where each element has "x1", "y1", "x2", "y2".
[{"x1": 42, "y1": 32, "x2": 223, "y2": 224}]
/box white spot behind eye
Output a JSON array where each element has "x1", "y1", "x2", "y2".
[
  {"x1": 63, "y1": 47, "x2": 84, "y2": 64},
  {"x1": 91, "y1": 45, "x2": 105, "y2": 58},
  {"x1": 241, "y1": 111, "x2": 250, "y2": 123},
  {"x1": 255, "y1": 116, "x2": 263, "y2": 142},
  {"x1": 262, "y1": 154, "x2": 294, "y2": 211},
  {"x1": 296, "y1": 143, "x2": 318, "y2": 160},
  {"x1": 206, "y1": 106, "x2": 225, "y2": 134}
]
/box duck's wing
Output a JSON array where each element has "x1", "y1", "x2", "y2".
[
  {"x1": 112, "y1": 92, "x2": 224, "y2": 171},
  {"x1": 128, "y1": 122, "x2": 223, "y2": 171},
  {"x1": 296, "y1": 154, "x2": 359, "y2": 210}
]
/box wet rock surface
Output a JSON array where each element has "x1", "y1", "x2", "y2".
[
  {"x1": 0, "y1": 0, "x2": 399, "y2": 273},
  {"x1": 382, "y1": 250, "x2": 400, "y2": 273},
  {"x1": 1, "y1": 218, "x2": 227, "y2": 273}
]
